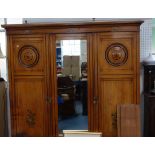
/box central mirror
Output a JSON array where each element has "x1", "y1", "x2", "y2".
[{"x1": 56, "y1": 39, "x2": 88, "y2": 133}]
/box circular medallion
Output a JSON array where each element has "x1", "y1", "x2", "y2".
[
  {"x1": 105, "y1": 43, "x2": 128, "y2": 66},
  {"x1": 18, "y1": 45, "x2": 39, "y2": 68}
]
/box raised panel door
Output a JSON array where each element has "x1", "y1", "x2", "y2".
[
  {"x1": 9, "y1": 35, "x2": 51, "y2": 136},
  {"x1": 14, "y1": 77, "x2": 47, "y2": 136},
  {"x1": 97, "y1": 32, "x2": 138, "y2": 136},
  {"x1": 99, "y1": 78, "x2": 135, "y2": 136}
]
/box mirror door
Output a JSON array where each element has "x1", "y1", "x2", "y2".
[{"x1": 54, "y1": 34, "x2": 92, "y2": 134}]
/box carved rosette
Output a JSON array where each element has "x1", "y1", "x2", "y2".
[
  {"x1": 105, "y1": 43, "x2": 128, "y2": 67},
  {"x1": 18, "y1": 45, "x2": 39, "y2": 68}
]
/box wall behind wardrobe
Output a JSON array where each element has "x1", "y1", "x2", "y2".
[
  {"x1": 140, "y1": 19, "x2": 152, "y2": 135},
  {"x1": 152, "y1": 19, "x2": 155, "y2": 53}
]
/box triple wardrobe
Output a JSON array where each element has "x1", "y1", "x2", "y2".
[{"x1": 3, "y1": 21, "x2": 142, "y2": 136}]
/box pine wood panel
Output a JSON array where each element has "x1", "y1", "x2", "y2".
[
  {"x1": 2, "y1": 21, "x2": 142, "y2": 35},
  {"x1": 8, "y1": 35, "x2": 51, "y2": 136},
  {"x1": 99, "y1": 78, "x2": 134, "y2": 136},
  {"x1": 12, "y1": 35, "x2": 45, "y2": 75},
  {"x1": 98, "y1": 32, "x2": 137, "y2": 75},
  {"x1": 97, "y1": 32, "x2": 139, "y2": 136},
  {"x1": 49, "y1": 34, "x2": 58, "y2": 136},
  {"x1": 14, "y1": 77, "x2": 48, "y2": 136},
  {"x1": 117, "y1": 104, "x2": 141, "y2": 137},
  {"x1": 87, "y1": 34, "x2": 95, "y2": 131}
]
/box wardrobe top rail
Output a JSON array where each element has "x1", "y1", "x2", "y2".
[{"x1": 2, "y1": 21, "x2": 143, "y2": 35}]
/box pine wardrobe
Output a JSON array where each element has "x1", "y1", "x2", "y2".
[{"x1": 3, "y1": 21, "x2": 143, "y2": 137}]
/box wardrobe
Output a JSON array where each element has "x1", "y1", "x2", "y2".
[{"x1": 3, "y1": 21, "x2": 142, "y2": 137}]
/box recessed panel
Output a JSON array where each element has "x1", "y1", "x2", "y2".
[
  {"x1": 14, "y1": 78, "x2": 47, "y2": 136},
  {"x1": 13, "y1": 36, "x2": 45, "y2": 75},
  {"x1": 98, "y1": 33, "x2": 136, "y2": 75},
  {"x1": 99, "y1": 78, "x2": 134, "y2": 136}
]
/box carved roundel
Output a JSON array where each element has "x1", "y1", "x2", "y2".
[
  {"x1": 105, "y1": 43, "x2": 128, "y2": 67},
  {"x1": 18, "y1": 45, "x2": 39, "y2": 68}
]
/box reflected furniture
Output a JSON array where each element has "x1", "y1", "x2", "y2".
[{"x1": 57, "y1": 76, "x2": 75, "y2": 117}]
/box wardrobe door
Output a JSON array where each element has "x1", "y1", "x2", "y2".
[
  {"x1": 9, "y1": 35, "x2": 50, "y2": 136},
  {"x1": 97, "y1": 32, "x2": 139, "y2": 136}
]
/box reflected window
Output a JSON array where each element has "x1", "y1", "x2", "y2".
[{"x1": 61, "y1": 40, "x2": 81, "y2": 56}]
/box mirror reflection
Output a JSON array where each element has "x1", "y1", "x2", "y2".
[{"x1": 56, "y1": 40, "x2": 88, "y2": 133}]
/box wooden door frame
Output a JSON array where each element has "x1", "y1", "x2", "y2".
[{"x1": 49, "y1": 33, "x2": 97, "y2": 136}]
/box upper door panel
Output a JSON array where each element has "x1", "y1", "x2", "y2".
[
  {"x1": 12, "y1": 35, "x2": 46, "y2": 76},
  {"x1": 98, "y1": 32, "x2": 137, "y2": 75}
]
